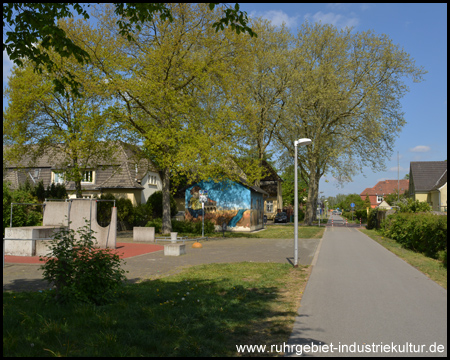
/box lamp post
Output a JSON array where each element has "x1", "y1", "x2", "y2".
[{"x1": 294, "y1": 138, "x2": 312, "y2": 268}]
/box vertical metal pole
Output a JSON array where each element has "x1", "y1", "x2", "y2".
[
  {"x1": 10, "y1": 203, "x2": 13, "y2": 228},
  {"x1": 202, "y1": 202, "x2": 204, "y2": 238},
  {"x1": 294, "y1": 141, "x2": 298, "y2": 268}
]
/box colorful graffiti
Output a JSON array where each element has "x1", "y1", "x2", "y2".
[{"x1": 185, "y1": 180, "x2": 264, "y2": 230}]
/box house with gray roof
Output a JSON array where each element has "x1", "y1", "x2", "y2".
[
  {"x1": 3, "y1": 142, "x2": 161, "y2": 205},
  {"x1": 409, "y1": 161, "x2": 447, "y2": 211}
]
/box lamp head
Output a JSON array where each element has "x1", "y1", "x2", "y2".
[{"x1": 295, "y1": 138, "x2": 312, "y2": 146}]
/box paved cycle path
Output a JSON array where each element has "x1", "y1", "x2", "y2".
[{"x1": 286, "y1": 224, "x2": 447, "y2": 357}]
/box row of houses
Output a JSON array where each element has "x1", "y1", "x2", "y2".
[
  {"x1": 3, "y1": 142, "x2": 284, "y2": 231},
  {"x1": 360, "y1": 161, "x2": 447, "y2": 212}
]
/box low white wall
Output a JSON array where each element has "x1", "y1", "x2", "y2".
[
  {"x1": 5, "y1": 226, "x2": 65, "y2": 256},
  {"x1": 133, "y1": 227, "x2": 155, "y2": 242}
]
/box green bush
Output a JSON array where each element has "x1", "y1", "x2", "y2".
[
  {"x1": 381, "y1": 213, "x2": 447, "y2": 259},
  {"x1": 146, "y1": 218, "x2": 162, "y2": 234},
  {"x1": 194, "y1": 219, "x2": 215, "y2": 235},
  {"x1": 396, "y1": 198, "x2": 431, "y2": 213},
  {"x1": 33, "y1": 181, "x2": 68, "y2": 201},
  {"x1": 437, "y1": 250, "x2": 447, "y2": 268},
  {"x1": 366, "y1": 208, "x2": 379, "y2": 230},
  {"x1": 146, "y1": 191, "x2": 177, "y2": 219},
  {"x1": 3, "y1": 182, "x2": 42, "y2": 235},
  {"x1": 40, "y1": 222, "x2": 127, "y2": 305},
  {"x1": 172, "y1": 219, "x2": 195, "y2": 234},
  {"x1": 298, "y1": 210, "x2": 305, "y2": 222}
]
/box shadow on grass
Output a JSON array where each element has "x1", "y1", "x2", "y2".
[{"x1": 3, "y1": 264, "x2": 302, "y2": 357}]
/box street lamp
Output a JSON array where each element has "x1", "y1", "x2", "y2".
[{"x1": 294, "y1": 138, "x2": 312, "y2": 268}]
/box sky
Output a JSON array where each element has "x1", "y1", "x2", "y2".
[{"x1": 3, "y1": 3, "x2": 447, "y2": 199}]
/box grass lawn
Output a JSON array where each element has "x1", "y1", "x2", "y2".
[
  {"x1": 117, "y1": 225, "x2": 325, "y2": 242},
  {"x1": 217, "y1": 224, "x2": 325, "y2": 239},
  {"x1": 3, "y1": 262, "x2": 311, "y2": 357},
  {"x1": 359, "y1": 228, "x2": 447, "y2": 289}
]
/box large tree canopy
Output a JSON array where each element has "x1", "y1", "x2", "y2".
[
  {"x1": 69, "y1": 3, "x2": 261, "y2": 233},
  {"x1": 3, "y1": 46, "x2": 119, "y2": 198},
  {"x1": 3, "y1": 3, "x2": 255, "y2": 97},
  {"x1": 274, "y1": 22, "x2": 426, "y2": 225}
]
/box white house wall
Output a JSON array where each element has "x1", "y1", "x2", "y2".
[{"x1": 141, "y1": 171, "x2": 162, "y2": 204}]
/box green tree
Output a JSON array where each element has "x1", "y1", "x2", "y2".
[
  {"x1": 3, "y1": 3, "x2": 255, "y2": 97},
  {"x1": 82, "y1": 4, "x2": 262, "y2": 233},
  {"x1": 363, "y1": 194, "x2": 372, "y2": 209},
  {"x1": 3, "y1": 43, "x2": 120, "y2": 198},
  {"x1": 3, "y1": 182, "x2": 43, "y2": 235},
  {"x1": 274, "y1": 22, "x2": 426, "y2": 225},
  {"x1": 336, "y1": 193, "x2": 364, "y2": 211},
  {"x1": 281, "y1": 165, "x2": 308, "y2": 207},
  {"x1": 231, "y1": 18, "x2": 294, "y2": 185}
]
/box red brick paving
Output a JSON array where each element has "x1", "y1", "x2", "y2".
[{"x1": 4, "y1": 242, "x2": 164, "y2": 264}]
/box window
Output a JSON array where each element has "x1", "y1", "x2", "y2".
[
  {"x1": 148, "y1": 174, "x2": 158, "y2": 186},
  {"x1": 266, "y1": 200, "x2": 274, "y2": 213},
  {"x1": 53, "y1": 172, "x2": 65, "y2": 184},
  {"x1": 377, "y1": 195, "x2": 383, "y2": 203},
  {"x1": 82, "y1": 171, "x2": 93, "y2": 183}
]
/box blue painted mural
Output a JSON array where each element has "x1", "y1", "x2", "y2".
[{"x1": 185, "y1": 180, "x2": 264, "y2": 230}]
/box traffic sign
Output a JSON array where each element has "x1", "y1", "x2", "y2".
[{"x1": 351, "y1": 203, "x2": 355, "y2": 208}]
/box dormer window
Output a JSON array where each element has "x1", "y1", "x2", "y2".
[
  {"x1": 53, "y1": 172, "x2": 65, "y2": 184},
  {"x1": 377, "y1": 195, "x2": 383, "y2": 203},
  {"x1": 82, "y1": 170, "x2": 94, "y2": 183}
]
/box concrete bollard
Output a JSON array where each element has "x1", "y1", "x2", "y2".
[{"x1": 170, "y1": 232, "x2": 178, "y2": 243}]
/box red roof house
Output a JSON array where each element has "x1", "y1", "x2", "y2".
[{"x1": 360, "y1": 179, "x2": 409, "y2": 209}]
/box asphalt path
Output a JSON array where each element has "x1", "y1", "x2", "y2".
[{"x1": 286, "y1": 215, "x2": 447, "y2": 357}]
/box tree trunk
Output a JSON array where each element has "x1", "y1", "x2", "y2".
[
  {"x1": 303, "y1": 161, "x2": 317, "y2": 226},
  {"x1": 161, "y1": 167, "x2": 172, "y2": 234},
  {"x1": 75, "y1": 180, "x2": 83, "y2": 198}
]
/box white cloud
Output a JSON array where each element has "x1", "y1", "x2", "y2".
[
  {"x1": 3, "y1": 50, "x2": 14, "y2": 85},
  {"x1": 304, "y1": 11, "x2": 359, "y2": 29},
  {"x1": 409, "y1": 145, "x2": 431, "y2": 153},
  {"x1": 250, "y1": 10, "x2": 299, "y2": 28}
]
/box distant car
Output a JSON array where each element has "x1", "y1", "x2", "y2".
[
  {"x1": 274, "y1": 212, "x2": 288, "y2": 223},
  {"x1": 332, "y1": 210, "x2": 342, "y2": 215}
]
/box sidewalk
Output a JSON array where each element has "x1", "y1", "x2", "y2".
[
  {"x1": 3, "y1": 235, "x2": 321, "y2": 292},
  {"x1": 286, "y1": 224, "x2": 447, "y2": 357}
]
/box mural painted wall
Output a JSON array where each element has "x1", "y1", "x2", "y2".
[{"x1": 185, "y1": 180, "x2": 263, "y2": 231}]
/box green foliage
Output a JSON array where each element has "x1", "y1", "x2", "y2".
[
  {"x1": 146, "y1": 191, "x2": 177, "y2": 219},
  {"x1": 437, "y1": 250, "x2": 447, "y2": 268},
  {"x1": 281, "y1": 165, "x2": 308, "y2": 206},
  {"x1": 3, "y1": 3, "x2": 255, "y2": 97},
  {"x1": 336, "y1": 193, "x2": 364, "y2": 211},
  {"x1": 381, "y1": 213, "x2": 447, "y2": 259},
  {"x1": 116, "y1": 197, "x2": 134, "y2": 223},
  {"x1": 341, "y1": 208, "x2": 367, "y2": 223},
  {"x1": 97, "y1": 193, "x2": 151, "y2": 228},
  {"x1": 33, "y1": 180, "x2": 68, "y2": 202},
  {"x1": 39, "y1": 222, "x2": 127, "y2": 305},
  {"x1": 384, "y1": 189, "x2": 408, "y2": 206},
  {"x1": 366, "y1": 208, "x2": 381, "y2": 230},
  {"x1": 146, "y1": 218, "x2": 162, "y2": 234},
  {"x1": 396, "y1": 198, "x2": 431, "y2": 213},
  {"x1": 96, "y1": 193, "x2": 116, "y2": 225},
  {"x1": 3, "y1": 182, "x2": 43, "y2": 235},
  {"x1": 363, "y1": 194, "x2": 372, "y2": 209}
]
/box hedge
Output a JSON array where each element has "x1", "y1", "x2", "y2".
[{"x1": 381, "y1": 213, "x2": 447, "y2": 259}]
